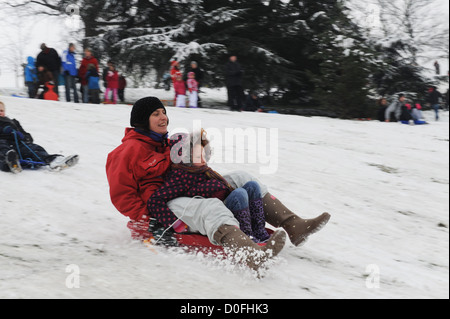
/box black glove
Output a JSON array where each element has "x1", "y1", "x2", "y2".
[
  {"x1": 3, "y1": 126, "x2": 24, "y2": 140},
  {"x1": 147, "y1": 219, "x2": 178, "y2": 247}
]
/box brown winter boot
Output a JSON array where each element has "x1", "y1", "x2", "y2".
[
  {"x1": 213, "y1": 225, "x2": 286, "y2": 271},
  {"x1": 263, "y1": 193, "x2": 331, "y2": 247}
]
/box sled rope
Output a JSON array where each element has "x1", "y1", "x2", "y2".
[
  {"x1": 13, "y1": 130, "x2": 46, "y2": 167},
  {"x1": 152, "y1": 195, "x2": 205, "y2": 246}
]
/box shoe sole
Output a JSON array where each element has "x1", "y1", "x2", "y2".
[
  {"x1": 292, "y1": 213, "x2": 331, "y2": 247},
  {"x1": 264, "y1": 229, "x2": 287, "y2": 258},
  {"x1": 6, "y1": 151, "x2": 22, "y2": 174},
  {"x1": 50, "y1": 155, "x2": 79, "y2": 170},
  {"x1": 64, "y1": 155, "x2": 79, "y2": 168}
]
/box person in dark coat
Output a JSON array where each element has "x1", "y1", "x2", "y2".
[
  {"x1": 376, "y1": 97, "x2": 388, "y2": 122},
  {"x1": 244, "y1": 92, "x2": 264, "y2": 112},
  {"x1": 427, "y1": 86, "x2": 443, "y2": 121},
  {"x1": 225, "y1": 55, "x2": 245, "y2": 111},
  {"x1": 34, "y1": 66, "x2": 58, "y2": 101},
  {"x1": 36, "y1": 43, "x2": 61, "y2": 96},
  {"x1": 0, "y1": 101, "x2": 78, "y2": 173},
  {"x1": 118, "y1": 75, "x2": 127, "y2": 103}
]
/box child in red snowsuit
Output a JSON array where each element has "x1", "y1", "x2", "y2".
[
  {"x1": 105, "y1": 65, "x2": 119, "y2": 104},
  {"x1": 173, "y1": 72, "x2": 187, "y2": 107}
]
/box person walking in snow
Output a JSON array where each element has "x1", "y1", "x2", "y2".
[
  {"x1": 0, "y1": 101, "x2": 78, "y2": 174},
  {"x1": 62, "y1": 43, "x2": 79, "y2": 103},
  {"x1": 36, "y1": 43, "x2": 61, "y2": 97},
  {"x1": 434, "y1": 61, "x2": 440, "y2": 75},
  {"x1": 225, "y1": 55, "x2": 245, "y2": 111},
  {"x1": 427, "y1": 86, "x2": 443, "y2": 121},
  {"x1": 106, "y1": 97, "x2": 331, "y2": 271},
  {"x1": 23, "y1": 56, "x2": 37, "y2": 98},
  {"x1": 78, "y1": 48, "x2": 99, "y2": 103}
]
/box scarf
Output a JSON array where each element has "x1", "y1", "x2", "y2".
[
  {"x1": 135, "y1": 128, "x2": 168, "y2": 147},
  {"x1": 171, "y1": 163, "x2": 235, "y2": 192}
]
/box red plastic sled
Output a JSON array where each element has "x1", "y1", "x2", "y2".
[
  {"x1": 127, "y1": 221, "x2": 270, "y2": 253},
  {"x1": 127, "y1": 221, "x2": 222, "y2": 252}
]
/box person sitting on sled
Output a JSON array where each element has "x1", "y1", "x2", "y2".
[
  {"x1": 0, "y1": 101, "x2": 79, "y2": 173},
  {"x1": 147, "y1": 130, "x2": 271, "y2": 245},
  {"x1": 34, "y1": 66, "x2": 58, "y2": 101},
  {"x1": 106, "y1": 97, "x2": 331, "y2": 271}
]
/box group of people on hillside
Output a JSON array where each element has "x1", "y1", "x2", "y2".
[
  {"x1": 377, "y1": 86, "x2": 445, "y2": 124},
  {"x1": 170, "y1": 60, "x2": 204, "y2": 108},
  {"x1": 24, "y1": 43, "x2": 127, "y2": 104},
  {"x1": 169, "y1": 55, "x2": 265, "y2": 112}
]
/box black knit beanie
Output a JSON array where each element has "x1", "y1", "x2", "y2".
[{"x1": 130, "y1": 97, "x2": 166, "y2": 129}]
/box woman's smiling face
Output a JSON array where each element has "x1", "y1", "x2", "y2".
[
  {"x1": 0, "y1": 103, "x2": 5, "y2": 117},
  {"x1": 149, "y1": 108, "x2": 168, "y2": 134}
]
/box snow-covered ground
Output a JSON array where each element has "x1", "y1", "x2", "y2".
[{"x1": 0, "y1": 89, "x2": 448, "y2": 299}]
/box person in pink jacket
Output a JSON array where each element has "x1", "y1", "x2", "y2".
[
  {"x1": 187, "y1": 72, "x2": 199, "y2": 108},
  {"x1": 105, "y1": 64, "x2": 119, "y2": 104}
]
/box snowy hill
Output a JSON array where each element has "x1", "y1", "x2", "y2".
[{"x1": 0, "y1": 92, "x2": 448, "y2": 299}]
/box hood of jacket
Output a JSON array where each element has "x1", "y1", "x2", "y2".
[{"x1": 27, "y1": 56, "x2": 35, "y2": 66}]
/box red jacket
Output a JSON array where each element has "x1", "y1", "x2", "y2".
[
  {"x1": 78, "y1": 56, "x2": 99, "y2": 86},
  {"x1": 174, "y1": 79, "x2": 186, "y2": 96},
  {"x1": 106, "y1": 70, "x2": 119, "y2": 89},
  {"x1": 106, "y1": 128, "x2": 171, "y2": 222}
]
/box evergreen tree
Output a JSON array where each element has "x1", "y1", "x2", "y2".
[
  {"x1": 372, "y1": 40, "x2": 432, "y2": 101},
  {"x1": 304, "y1": 1, "x2": 378, "y2": 118}
]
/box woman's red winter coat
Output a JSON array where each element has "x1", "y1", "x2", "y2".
[
  {"x1": 106, "y1": 128, "x2": 171, "y2": 222},
  {"x1": 78, "y1": 56, "x2": 99, "y2": 86}
]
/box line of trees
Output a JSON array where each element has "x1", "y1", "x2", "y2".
[{"x1": 3, "y1": 0, "x2": 449, "y2": 118}]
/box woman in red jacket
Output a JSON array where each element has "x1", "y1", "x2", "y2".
[
  {"x1": 78, "y1": 49, "x2": 99, "y2": 103},
  {"x1": 106, "y1": 97, "x2": 171, "y2": 222}
]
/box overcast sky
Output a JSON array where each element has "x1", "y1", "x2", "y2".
[{"x1": 0, "y1": 0, "x2": 448, "y2": 88}]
